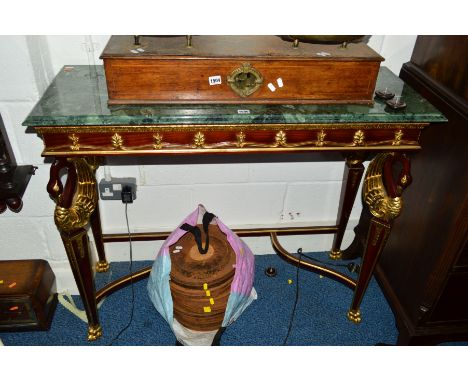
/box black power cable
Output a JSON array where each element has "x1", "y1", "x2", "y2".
[
  {"x1": 108, "y1": 198, "x2": 135, "y2": 345},
  {"x1": 283, "y1": 248, "x2": 303, "y2": 345},
  {"x1": 282, "y1": 248, "x2": 360, "y2": 345}
]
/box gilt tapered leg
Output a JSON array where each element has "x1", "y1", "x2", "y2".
[
  {"x1": 347, "y1": 152, "x2": 412, "y2": 323},
  {"x1": 347, "y1": 218, "x2": 391, "y2": 323},
  {"x1": 90, "y1": 203, "x2": 109, "y2": 273},
  {"x1": 329, "y1": 155, "x2": 365, "y2": 260},
  {"x1": 61, "y1": 228, "x2": 102, "y2": 339},
  {"x1": 47, "y1": 157, "x2": 102, "y2": 340}
]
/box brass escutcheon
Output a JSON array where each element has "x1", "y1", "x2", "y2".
[{"x1": 227, "y1": 63, "x2": 263, "y2": 97}]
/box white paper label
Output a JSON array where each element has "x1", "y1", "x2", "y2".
[
  {"x1": 277, "y1": 78, "x2": 284, "y2": 88},
  {"x1": 208, "y1": 75, "x2": 222, "y2": 85},
  {"x1": 268, "y1": 83, "x2": 276, "y2": 92},
  {"x1": 237, "y1": 109, "x2": 250, "y2": 114}
]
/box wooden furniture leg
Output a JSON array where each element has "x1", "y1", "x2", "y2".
[
  {"x1": 60, "y1": 228, "x2": 102, "y2": 339},
  {"x1": 329, "y1": 153, "x2": 365, "y2": 260},
  {"x1": 47, "y1": 157, "x2": 102, "y2": 340},
  {"x1": 340, "y1": 207, "x2": 372, "y2": 260},
  {"x1": 348, "y1": 217, "x2": 392, "y2": 322},
  {"x1": 86, "y1": 158, "x2": 109, "y2": 273},
  {"x1": 347, "y1": 152, "x2": 412, "y2": 323},
  {"x1": 90, "y1": 203, "x2": 109, "y2": 273}
]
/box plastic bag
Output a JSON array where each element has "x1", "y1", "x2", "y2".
[{"x1": 147, "y1": 205, "x2": 256, "y2": 345}]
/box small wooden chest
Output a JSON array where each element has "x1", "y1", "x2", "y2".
[
  {"x1": 0, "y1": 260, "x2": 57, "y2": 331},
  {"x1": 101, "y1": 35, "x2": 383, "y2": 105}
]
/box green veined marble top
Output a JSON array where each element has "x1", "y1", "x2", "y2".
[{"x1": 23, "y1": 65, "x2": 446, "y2": 127}]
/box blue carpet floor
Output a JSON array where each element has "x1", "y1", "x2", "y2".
[{"x1": 1, "y1": 253, "x2": 400, "y2": 346}]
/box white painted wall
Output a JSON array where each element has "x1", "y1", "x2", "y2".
[{"x1": 0, "y1": 35, "x2": 416, "y2": 293}]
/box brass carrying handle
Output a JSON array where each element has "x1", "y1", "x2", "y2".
[
  {"x1": 133, "y1": 35, "x2": 193, "y2": 48},
  {"x1": 227, "y1": 63, "x2": 263, "y2": 98}
]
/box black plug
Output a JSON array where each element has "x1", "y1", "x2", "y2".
[{"x1": 121, "y1": 185, "x2": 134, "y2": 204}]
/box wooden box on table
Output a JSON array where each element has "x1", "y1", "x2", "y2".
[
  {"x1": 0, "y1": 259, "x2": 57, "y2": 331},
  {"x1": 100, "y1": 35, "x2": 383, "y2": 105}
]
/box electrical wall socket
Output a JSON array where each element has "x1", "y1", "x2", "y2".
[{"x1": 99, "y1": 177, "x2": 137, "y2": 201}]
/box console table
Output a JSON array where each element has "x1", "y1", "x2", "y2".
[{"x1": 23, "y1": 65, "x2": 445, "y2": 341}]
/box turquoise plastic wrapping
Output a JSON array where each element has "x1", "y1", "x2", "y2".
[{"x1": 146, "y1": 248, "x2": 173, "y2": 326}]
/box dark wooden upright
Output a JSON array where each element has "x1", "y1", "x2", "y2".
[
  {"x1": 375, "y1": 36, "x2": 468, "y2": 345},
  {"x1": 0, "y1": 114, "x2": 36, "y2": 213}
]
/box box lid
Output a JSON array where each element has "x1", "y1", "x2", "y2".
[
  {"x1": 0, "y1": 260, "x2": 49, "y2": 296},
  {"x1": 100, "y1": 35, "x2": 384, "y2": 61}
]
